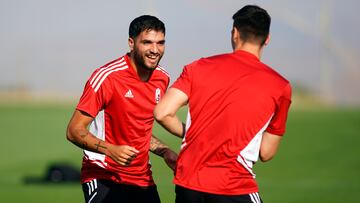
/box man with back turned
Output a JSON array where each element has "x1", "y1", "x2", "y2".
[{"x1": 154, "y1": 5, "x2": 292, "y2": 203}]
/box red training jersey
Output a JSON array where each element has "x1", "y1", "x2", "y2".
[
  {"x1": 172, "y1": 50, "x2": 291, "y2": 195},
  {"x1": 76, "y1": 54, "x2": 169, "y2": 186}
]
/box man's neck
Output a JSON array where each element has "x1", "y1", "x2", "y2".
[
  {"x1": 136, "y1": 66, "x2": 153, "y2": 82},
  {"x1": 234, "y1": 42, "x2": 263, "y2": 59}
]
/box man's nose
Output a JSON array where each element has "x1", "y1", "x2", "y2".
[{"x1": 150, "y1": 43, "x2": 159, "y2": 53}]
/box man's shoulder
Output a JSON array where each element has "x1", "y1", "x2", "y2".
[
  {"x1": 262, "y1": 63, "x2": 290, "y2": 85},
  {"x1": 201, "y1": 52, "x2": 232, "y2": 63},
  {"x1": 154, "y1": 64, "x2": 170, "y2": 78},
  {"x1": 186, "y1": 52, "x2": 232, "y2": 69},
  {"x1": 91, "y1": 55, "x2": 128, "y2": 75},
  {"x1": 88, "y1": 55, "x2": 129, "y2": 88},
  {"x1": 152, "y1": 65, "x2": 170, "y2": 86}
]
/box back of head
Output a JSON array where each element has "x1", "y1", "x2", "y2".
[
  {"x1": 232, "y1": 5, "x2": 270, "y2": 46},
  {"x1": 129, "y1": 15, "x2": 165, "y2": 39}
]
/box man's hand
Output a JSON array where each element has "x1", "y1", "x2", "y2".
[
  {"x1": 163, "y1": 148, "x2": 178, "y2": 171},
  {"x1": 107, "y1": 145, "x2": 139, "y2": 166}
]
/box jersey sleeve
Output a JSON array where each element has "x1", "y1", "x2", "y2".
[
  {"x1": 171, "y1": 64, "x2": 192, "y2": 97},
  {"x1": 266, "y1": 83, "x2": 292, "y2": 136},
  {"x1": 76, "y1": 71, "x2": 114, "y2": 118}
]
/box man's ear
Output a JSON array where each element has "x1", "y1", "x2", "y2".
[
  {"x1": 232, "y1": 27, "x2": 240, "y2": 43},
  {"x1": 231, "y1": 27, "x2": 240, "y2": 50},
  {"x1": 264, "y1": 34, "x2": 270, "y2": 46},
  {"x1": 128, "y1": 38, "x2": 134, "y2": 51}
]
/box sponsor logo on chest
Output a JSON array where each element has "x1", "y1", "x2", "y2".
[{"x1": 124, "y1": 89, "x2": 134, "y2": 98}]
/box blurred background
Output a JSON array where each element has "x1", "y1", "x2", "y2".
[
  {"x1": 0, "y1": 0, "x2": 359, "y2": 203},
  {"x1": 1, "y1": 0, "x2": 360, "y2": 105}
]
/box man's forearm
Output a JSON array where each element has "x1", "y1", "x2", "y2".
[
  {"x1": 66, "y1": 110, "x2": 110, "y2": 155},
  {"x1": 150, "y1": 134, "x2": 178, "y2": 170},
  {"x1": 155, "y1": 115, "x2": 185, "y2": 138},
  {"x1": 67, "y1": 127, "x2": 109, "y2": 155},
  {"x1": 150, "y1": 135, "x2": 171, "y2": 157}
]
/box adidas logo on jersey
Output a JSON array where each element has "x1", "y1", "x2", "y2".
[{"x1": 124, "y1": 89, "x2": 134, "y2": 98}]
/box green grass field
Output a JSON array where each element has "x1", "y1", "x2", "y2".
[{"x1": 0, "y1": 102, "x2": 359, "y2": 202}]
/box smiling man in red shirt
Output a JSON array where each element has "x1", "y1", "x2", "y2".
[
  {"x1": 66, "y1": 15, "x2": 177, "y2": 203},
  {"x1": 154, "y1": 5, "x2": 292, "y2": 203}
]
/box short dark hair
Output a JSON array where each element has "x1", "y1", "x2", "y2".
[
  {"x1": 232, "y1": 5, "x2": 270, "y2": 45},
  {"x1": 129, "y1": 15, "x2": 165, "y2": 39}
]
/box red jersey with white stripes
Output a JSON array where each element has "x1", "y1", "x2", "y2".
[
  {"x1": 171, "y1": 50, "x2": 291, "y2": 195},
  {"x1": 76, "y1": 54, "x2": 169, "y2": 186}
]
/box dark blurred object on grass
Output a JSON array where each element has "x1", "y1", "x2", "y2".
[{"x1": 24, "y1": 163, "x2": 80, "y2": 184}]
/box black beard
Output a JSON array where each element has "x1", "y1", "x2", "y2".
[{"x1": 133, "y1": 50, "x2": 159, "y2": 71}]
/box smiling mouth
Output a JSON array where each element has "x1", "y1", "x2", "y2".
[{"x1": 146, "y1": 54, "x2": 159, "y2": 62}]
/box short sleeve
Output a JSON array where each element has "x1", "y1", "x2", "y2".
[
  {"x1": 171, "y1": 64, "x2": 192, "y2": 97},
  {"x1": 76, "y1": 71, "x2": 113, "y2": 118},
  {"x1": 266, "y1": 83, "x2": 292, "y2": 136}
]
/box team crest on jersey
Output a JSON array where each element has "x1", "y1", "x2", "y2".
[{"x1": 155, "y1": 88, "x2": 161, "y2": 103}]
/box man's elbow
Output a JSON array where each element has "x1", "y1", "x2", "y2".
[
  {"x1": 66, "y1": 125, "x2": 76, "y2": 143},
  {"x1": 259, "y1": 147, "x2": 277, "y2": 162},
  {"x1": 259, "y1": 152, "x2": 275, "y2": 162},
  {"x1": 259, "y1": 132, "x2": 282, "y2": 162},
  {"x1": 153, "y1": 106, "x2": 166, "y2": 122}
]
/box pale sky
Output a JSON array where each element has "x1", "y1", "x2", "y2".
[{"x1": 1, "y1": 0, "x2": 359, "y2": 104}]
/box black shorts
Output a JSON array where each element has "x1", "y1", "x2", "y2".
[
  {"x1": 175, "y1": 185, "x2": 262, "y2": 203},
  {"x1": 82, "y1": 179, "x2": 161, "y2": 203}
]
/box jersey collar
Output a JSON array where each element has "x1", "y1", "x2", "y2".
[{"x1": 234, "y1": 50, "x2": 260, "y2": 61}]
